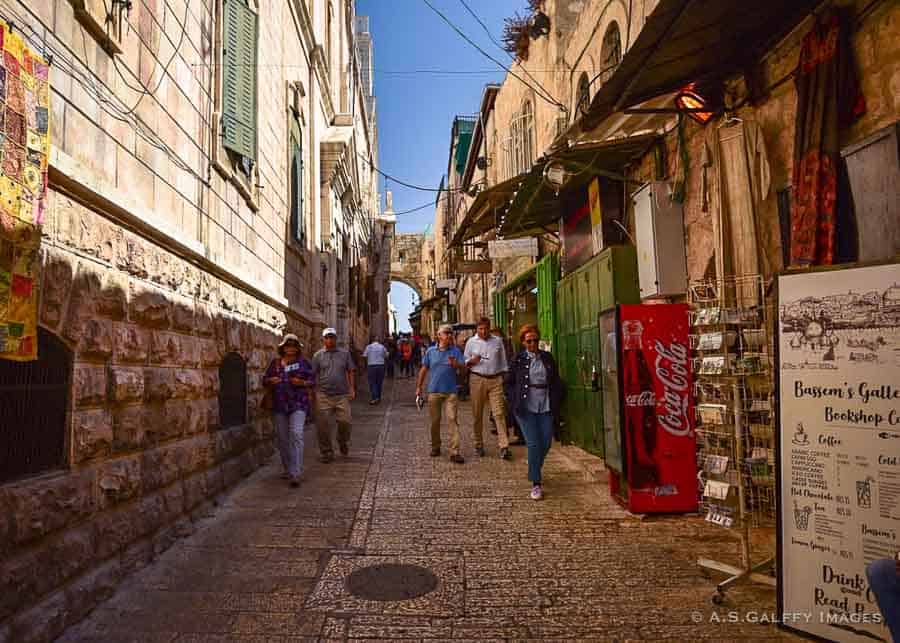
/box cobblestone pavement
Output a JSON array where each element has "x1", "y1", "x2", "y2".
[{"x1": 59, "y1": 377, "x2": 797, "y2": 642}]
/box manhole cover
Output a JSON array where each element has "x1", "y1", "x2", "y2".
[{"x1": 346, "y1": 563, "x2": 439, "y2": 601}]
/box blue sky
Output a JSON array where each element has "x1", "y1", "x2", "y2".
[{"x1": 358, "y1": 0, "x2": 525, "y2": 329}]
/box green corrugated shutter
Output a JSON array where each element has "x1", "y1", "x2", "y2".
[
  {"x1": 536, "y1": 252, "x2": 559, "y2": 354},
  {"x1": 493, "y1": 290, "x2": 507, "y2": 334},
  {"x1": 222, "y1": 0, "x2": 258, "y2": 160}
]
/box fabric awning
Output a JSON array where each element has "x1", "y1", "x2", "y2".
[
  {"x1": 579, "y1": 0, "x2": 822, "y2": 132},
  {"x1": 449, "y1": 174, "x2": 528, "y2": 248},
  {"x1": 497, "y1": 133, "x2": 658, "y2": 240}
]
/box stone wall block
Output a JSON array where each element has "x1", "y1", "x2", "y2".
[
  {"x1": 130, "y1": 280, "x2": 172, "y2": 329},
  {"x1": 199, "y1": 337, "x2": 224, "y2": 367},
  {"x1": 218, "y1": 282, "x2": 236, "y2": 311},
  {"x1": 118, "y1": 231, "x2": 148, "y2": 278},
  {"x1": 112, "y1": 405, "x2": 146, "y2": 452},
  {"x1": 143, "y1": 403, "x2": 179, "y2": 444},
  {"x1": 144, "y1": 367, "x2": 175, "y2": 401},
  {"x1": 4, "y1": 469, "x2": 97, "y2": 547},
  {"x1": 97, "y1": 455, "x2": 141, "y2": 508},
  {"x1": 222, "y1": 456, "x2": 244, "y2": 488},
  {"x1": 195, "y1": 304, "x2": 215, "y2": 336},
  {"x1": 62, "y1": 261, "x2": 102, "y2": 344},
  {"x1": 64, "y1": 557, "x2": 123, "y2": 629},
  {"x1": 199, "y1": 368, "x2": 218, "y2": 396},
  {"x1": 172, "y1": 295, "x2": 195, "y2": 332},
  {"x1": 120, "y1": 537, "x2": 153, "y2": 576},
  {"x1": 73, "y1": 364, "x2": 107, "y2": 407},
  {"x1": 205, "y1": 397, "x2": 220, "y2": 430},
  {"x1": 162, "y1": 399, "x2": 190, "y2": 438},
  {"x1": 108, "y1": 366, "x2": 145, "y2": 403},
  {"x1": 113, "y1": 323, "x2": 150, "y2": 364},
  {"x1": 179, "y1": 264, "x2": 201, "y2": 299},
  {"x1": 172, "y1": 370, "x2": 203, "y2": 399},
  {"x1": 78, "y1": 318, "x2": 114, "y2": 361},
  {"x1": 180, "y1": 335, "x2": 201, "y2": 368},
  {"x1": 149, "y1": 330, "x2": 181, "y2": 365},
  {"x1": 182, "y1": 473, "x2": 207, "y2": 512},
  {"x1": 72, "y1": 409, "x2": 113, "y2": 463},
  {"x1": 94, "y1": 503, "x2": 145, "y2": 560},
  {"x1": 199, "y1": 272, "x2": 220, "y2": 304},
  {"x1": 40, "y1": 248, "x2": 75, "y2": 330},
  {"x1": 96, "y1": 271, "x2": 129, "y2": 321},
  {"x1": 140, "y1": 444, "x2": 180, "y2": 493},
  {"x1": 160, "y1": 484, "x2": 184, "y2": 525}
]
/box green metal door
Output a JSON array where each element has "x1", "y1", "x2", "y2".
[
  {"x1": 555, "y1": 246, "x2": 639, "y2": 456},
  {"x1": 492, "y1": 290, "x2": 507, "y2": 334}
]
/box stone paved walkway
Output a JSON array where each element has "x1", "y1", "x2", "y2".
[{"x1": 59, "y1": 377, "x2": 796, "y2": 641}]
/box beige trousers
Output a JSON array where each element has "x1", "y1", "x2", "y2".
[
  {"x1": 469, "y1": 374, "x2": 509, "y2": 449},
  {"x1": 316, "y1": 393, "x2": 352, "y2": 455},
  {"x1": 428, "y1": 393, "x2": 460, "y2": 456}
]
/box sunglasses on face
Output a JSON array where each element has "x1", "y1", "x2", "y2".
[{"x1": 524, "y1": 338, "x2": 539, "y2": 344}]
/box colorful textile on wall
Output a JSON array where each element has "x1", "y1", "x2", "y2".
[
  {"x1": 0, "y1": 21, "x2": 49, "y2": 361},
  {"x1": 790, "y1": 9, "x2": 865, "y2": 267}
]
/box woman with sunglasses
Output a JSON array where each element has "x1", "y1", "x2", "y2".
[{"x1": 505, "y1": 324, "x2": 564, "y2": 500}]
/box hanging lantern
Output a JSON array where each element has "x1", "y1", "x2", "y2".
[
  {"x1": 543, "y1": 161, "x2": 571, "y2": 195},
  {"x1": 674, "y1": 81, "x2": 721, "y2": 125}
]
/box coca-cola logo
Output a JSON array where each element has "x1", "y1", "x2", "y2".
[
  {"x1": 654, "y1": 339, "x2": 692, "y2": 437},
  {"x1": 625, "y1": 391, "x2": 656, "y2": 406}
]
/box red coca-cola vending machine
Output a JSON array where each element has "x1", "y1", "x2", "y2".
[{"x1": 606, "y1": 304, "x2": 698, "y2": 513}]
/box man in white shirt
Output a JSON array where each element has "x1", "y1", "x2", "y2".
[
  {"x1": 362, "y1": 337, "x2": 389, "y2": 404},
  {"x1": 464, "y1": 317, "x2": 511, "y2": 459}
]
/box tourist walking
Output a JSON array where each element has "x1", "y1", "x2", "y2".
[
  {"x1": 464, "y1": 317, "x2": 511, "y2": 459},
  {"x1": 262, "y1": 333, "x2": 315, "y2": 487},
  {"x1": 416, "y1": 324, "x2": 466, "y2": 463},
  {"x1": 362, "y1": 337, "x2": 388, "y2": 404},
  {"x1": 505, "y1": 324, "x2": 564, "y2": 500},
  {"x1": 311, "y1": 328, "x2": 356, "y2": 463},
  {"x1": 400, "y1": 338, "x2": 413, "y2": 377}
]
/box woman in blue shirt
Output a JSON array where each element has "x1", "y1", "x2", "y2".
[{"x1": 505, "y1": 324, "x2": 564, "y2": 500}]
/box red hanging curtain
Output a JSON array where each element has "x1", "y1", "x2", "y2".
[{"x1": 789, "y1": 9, "x2": 865, "y2": 267}]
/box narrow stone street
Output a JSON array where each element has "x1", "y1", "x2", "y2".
[{"x1": 59, "y1": 377, "x2": 793, "y2": 642}]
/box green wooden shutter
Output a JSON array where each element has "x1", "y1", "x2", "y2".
[
  {"x1": 222, "y1": 0, "x2": 258, "y2": 160},
  {"x1": 289, "y1": 121, "x2": 304, "y2": 243},
  {"x1": 493, "y1": 290, "x2": 507, "y2": 335}
]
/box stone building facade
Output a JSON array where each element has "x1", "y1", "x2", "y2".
[{"x1": 0, "y1": 0, "x2": 384, "y2": 638}]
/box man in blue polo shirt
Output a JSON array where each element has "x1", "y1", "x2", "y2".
[{"x1": 416, "y1": 324, "x2": 466, "y2": 463}]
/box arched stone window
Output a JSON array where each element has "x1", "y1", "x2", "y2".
[
  {"x1": 218, "y1": 352, "x2": 247, "y2": 428},
  {"x1": 575, "y1": 72, "x2": 591, "y2": 118},
  {"x1": 0, "y1": 328, "x2": 72, "y2": 484},
  {"x1": 507, "y1": 99, "x2": 535, "y2": 179},
  {"x1": 598, "y1": 21, "x2": 622, "y2": 87}
]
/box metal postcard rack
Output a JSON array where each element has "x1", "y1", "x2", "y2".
[{"x1": 689, "y1": 274, "x2": 777, "y2": 603}]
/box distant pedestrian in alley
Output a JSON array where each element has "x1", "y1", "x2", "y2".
[
  {"x1": 311, "y1": 328, "x2": 356, "y2": 463},
  {"x1": 263, "y1": 333, "x2": 315, "y2": 487},
  {"x1": 505, "y1": 324, "x2": 564, "y2": 500},
  {"x1": 416, "y1": 324, "x2": 466, "y2": 463},
  {"x1": 363, "y1": 336, "x2": 388, "y2": 405},
  {"x1": 465, "y1": 317, "x2": 511, "y2": 460},
  {"x1": 400, "y1": 338, "x2": 413, "y2": 377}
]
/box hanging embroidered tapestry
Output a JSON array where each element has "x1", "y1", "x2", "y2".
[
  {"x1": 789, "y1": 9, "x2": 865, "y2": 267},
  {"x1": 0, "y1": 21, "x2": 49, "y2": 361}
]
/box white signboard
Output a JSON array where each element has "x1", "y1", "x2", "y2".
[
  {"x1": 436, "y1": 278, "x2": 457, "y2": 290},
  {"x1": 488, "y1": 238, "x2": 538, "y2": 259},
  {"x1": 777, "y1": 263, "x2": 900, "y2": 643}
]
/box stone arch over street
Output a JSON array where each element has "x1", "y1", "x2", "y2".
[{"x1": 389, "y1": 233, "x2": 430, "y2": 300}]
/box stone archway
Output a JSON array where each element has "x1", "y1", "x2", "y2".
[{"x1": 389, "y1": 233, "x2": 430, "y2": 299}]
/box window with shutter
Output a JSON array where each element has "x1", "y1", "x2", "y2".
[
  {"x1": 222, "y1": 0, "x2": 258, "y2": 160},
  {"x1": 289, "y1": 120, "x2": 306, "y2": 244}
]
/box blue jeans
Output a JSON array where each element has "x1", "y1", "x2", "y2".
[
  {"x1": 516, "y1": 410, "x2": 554, "y2": 484},
  {"x1": 274, "y1": 409, "x2": 306, "y2": 479},
  {"x1": 367, "y1": 365, "x2": 385, "y2": 400},
  {"x1": 867, "y1": 558, "x2": 900, "y2": 642}
]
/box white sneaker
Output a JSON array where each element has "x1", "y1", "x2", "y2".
[{"x1": 530, "y1": 485, "x2": 543, "y2": 501}]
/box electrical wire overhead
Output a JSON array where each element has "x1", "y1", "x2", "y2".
[
  {"x1": 358, "y1": 152, "x2": 466, "y2": 192},
  {"x1": 420, "y1": 0, "x2": 565, "y2": 111}
]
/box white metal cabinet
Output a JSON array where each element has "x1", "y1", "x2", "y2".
[{"x1": 632, "y1": 181, "x2": 688, "y2": 299}]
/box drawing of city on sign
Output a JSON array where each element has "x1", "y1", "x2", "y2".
[{"x1": 779, "y1": 281, "x2": 900, "y2": 371}]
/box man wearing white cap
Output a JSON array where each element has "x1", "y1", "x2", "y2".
[{"x1": 311, "y1": 328, "x2": 356, "y2": 462}]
